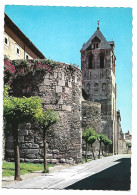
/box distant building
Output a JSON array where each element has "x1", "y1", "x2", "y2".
[
  {"x1": 124, "y1": 131, "x2": 132, "y2": 143},
  {"x1": 4, "y1": 14, "x2": 45, "y2": 60}
]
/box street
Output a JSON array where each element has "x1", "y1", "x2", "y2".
[{"x1": 4, "y1": 154, "x2": 131, "y2": 190}]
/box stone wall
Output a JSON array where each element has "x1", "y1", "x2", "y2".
[
  {"x1": 5, "y1": 60, "x2": 82, "y2": 164},
  {"x1": 82, "y1": 100, "x2": 101, "y2": 159},
  {"x1": 118, "y1": 140, "x2": 127, "y2": 154},
  {"x1": 82, "y1": 101, "x2": 101, "y2": 133}
]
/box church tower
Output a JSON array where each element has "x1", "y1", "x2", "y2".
[{"x1": 81, "y1": 22, "x2": 118, "y2": 154}]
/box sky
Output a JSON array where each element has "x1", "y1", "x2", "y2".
[{"x1": 5, "y1": 5, "x2": 132, "y2": 134}]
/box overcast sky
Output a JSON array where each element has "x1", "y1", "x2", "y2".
[{"x1": 5, "y1": 5, "x2": 132, "y2": 134}]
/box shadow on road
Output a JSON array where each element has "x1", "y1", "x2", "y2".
[{"x1": 65, "y1": 158, "x2": 131, "y2": 191}]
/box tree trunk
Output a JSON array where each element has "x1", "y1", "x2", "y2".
[
  {"x1": 85, "y1": 142, "x2": 88, "y2": 162},
  {"x1": 43, "y1": 130, "x2": 47, "y2": 170},
  {"x1": 98, "y1": 141, "x2": 101, "y2": 159},
  {"x1": 12, "y1": 123, "x2": 21, "y2": 181},
  {"x1": 92, "y1": 146, "x2": 95, "y2": 160},
  {"x1": 102, "y1": 145, "x2": 104, "y2": 156}
]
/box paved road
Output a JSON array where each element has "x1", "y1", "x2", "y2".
[{"x1": 4, "y1": 154, "x2": 131, "y2": 190}]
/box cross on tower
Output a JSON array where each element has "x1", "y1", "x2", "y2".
[{"x1": 97, "y1": 20, "x2": 100, "y2": 29}]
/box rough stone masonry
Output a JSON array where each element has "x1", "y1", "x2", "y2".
[{"x1": 5, "y1": 61, "x2": 82, "y2": 164}]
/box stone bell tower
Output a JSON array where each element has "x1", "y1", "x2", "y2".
[{"x1": 81, "y1": 22, "x2": 118, "y2": 154}]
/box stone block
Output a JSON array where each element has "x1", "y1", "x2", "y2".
[
  {"x1": 60, "y1": 158, "x2": 66, "y2": 163},
  {"x1": 47, "y1": 154, "x2": 53, "y2": 158},
  {"x1": 25, "y1": 154, "x2": 36, "y2": 159},
  {"x1": 68, "y1": 81, "x2": 72, "y2": 88},
  {"x1": 54, "y1": 72, "x2": 57, "y2": 79},
  {"x1": 21, "y1": 149, "x2": 39, "y2": 154},
  {"x1": 19, "y1": 130, "x2": 28, "y2": 136},
  {"x1": 24, "y1": 135, "x2": 34, "y2": 142},
  {"x1": 32, "y1": 144, "x2": 39, "y2": 149},
  {"x1": 52, "y1": 149, "x2": 59, "y2": 154},
  {"x1": 5, "y1": 142, "x2": 14, "y2": 149},
  {"x1": 62, "y1": 105, "x2": 72, "y2": 112},
  {"x1": 18, "y1": 123, "x2": 27, "y2": 130},
  {"x1": 44, "y1": 79, "x2": 50, "y2": 85},
  {"x1": 58, "y1": 80, "x2": 65, "y2": 86},
  {"x1": 65, "y1": 87, "x2": 70, "y2": 94},
  {"x1": 6, "y1": 136, "x2": 13, "y2": 142},
  {"x1": 18, "y1": 136, "x2": 24, "y2": 142},
  {"x1": 56, "y1": 86, "x2": 62, "y2": 93},
  {"x1": 21, "y1": 143, "x2": 32, "y2": 148},
  {"x1": 51, "y1": 159, "x2": 58, "y2": 164},
  {"x1": 6, "y1": 149, "x2": 14, "y2": 153}
]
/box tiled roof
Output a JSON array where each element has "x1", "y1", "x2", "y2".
[{"x1": 81, "y1": 28, "x2": 112, "y2": 51}]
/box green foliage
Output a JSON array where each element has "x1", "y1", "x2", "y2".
[
  {"x1": 88, "y1": 135, "x2": 97, "y2": 146},
  {"x1": 34, "y1": 108, "x2": 59, "y2": 129},
  {"x1": 4, "y1": 92, "x2": 43, "y2": 125},
  {"x1": 82, "y1": 127, "x2": 96, "y2": 142},
  {"x1": 2, "y1": 161, "x2": 54, "y2": 177},
  {"x1": 126, "y1": 142, "x2": 131, "y2": 148},
  {"x1": 98, "y1": 134, "x2": 112, "y2": 145},
  {"x1": 42, "y1": 168, "x2": 49, "y2": 173},
  {"x1": 69, "y1": 63, "x2": 79, "y2": 71},
  {"x1": 81, "y1": 157, "x2": 91, "y2": 164}
]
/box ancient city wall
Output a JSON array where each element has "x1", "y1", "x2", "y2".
[
  {"x1": 82, "y1": 101, "x2": 101, "y2": 133},
  {"x1": 5, "y1": 60, "x2": 82, "y2": 164},
  {"x1": 118, "y1": 140, "x2": 127, "y2": 154},
  {"x1": 82, "y1": 100, "x2": 101, "y2": 159}
]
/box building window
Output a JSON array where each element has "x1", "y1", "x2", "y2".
[
  {"x1": 5, "y1": 37, "x2": 8, "y2": 44},
  {"x1": 25, "y1": 53, "x2": 29, "y2": 59},
  {"x1": 4, "y1": 34, "x2": 9, "y2": 47},
  {"x1": 17, "y1": 48, "x2": 19, "y2": 54},
  {"x1": 100, "y1": 54, "x2": 104, "y2": 68},
  {"x1": 88, "y1": 54, "x2": 94, "y2": 69},
  {"x1": 16, "y1": 44, "x2": 20, "y2": 56},
  {"x1": 88, "y1": 55, "x2": 92, "y2": 69}
]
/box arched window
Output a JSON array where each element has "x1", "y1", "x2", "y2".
[
  {"x1": 88, "y1": 54, "x2": 94, "y2": 69},
  {"x1": 94, "y1": 83, "x2": 99, "y2": 92},
  {"x1": 100, "y1": 54, "x2": 105, "y2": 68}
]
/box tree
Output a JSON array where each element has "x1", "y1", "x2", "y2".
[
  {"x1": 4, "y1": 85, "x2": 43, "y2": 180},
  {"x1": 102, "y1": 136, "x2": 112, "y2": 156},
  {"x1": 34, "y1": 109, "x2": 58, "y2": 171},
  {"x1": 82, "y1": 127, "x2": 97, "y2": 162},
  {"x1": 88, "y1": 135, "x2": 97, "y2": 160},
  {"x1": 98, "y1": 134, "x2": 112, "y2": 158}
]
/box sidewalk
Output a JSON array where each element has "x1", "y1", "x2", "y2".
[{"x1": 2, "y1": 154, "x2": 131, "y2": 189}]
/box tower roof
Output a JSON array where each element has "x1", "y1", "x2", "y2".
[{"x1": 81, "y1": 28, "x2": 112, "y2": 51}]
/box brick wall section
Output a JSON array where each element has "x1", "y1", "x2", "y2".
[{"x1": 5, "y1": 61, "x2": 82, "y2": 164}]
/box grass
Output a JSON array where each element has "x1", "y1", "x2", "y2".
[
  {"x1": 2, "y1": 161, "x2": 54, "y2": 177},
  {"x1": 81, "y1": 157, "x2": 92, "y2": 164}
]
